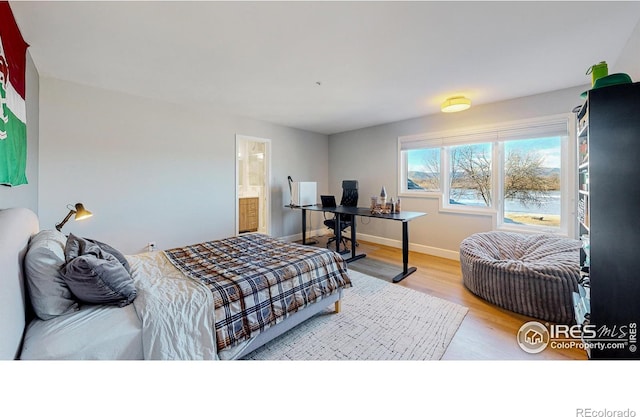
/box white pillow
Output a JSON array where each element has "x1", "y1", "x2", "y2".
[{"x1": 24, "y1": 230, "x2": 79, "y2": 320}]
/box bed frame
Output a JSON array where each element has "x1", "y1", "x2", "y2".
[
  {"x1": 0, "y1": 208, "x2": 39, "y2": 359},
  {"x1": 0, "y1": 207, "x2": 342, "y2": 360}
]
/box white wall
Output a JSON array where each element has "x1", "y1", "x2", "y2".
[
  {"x1": 19, "y1": 16, "x2": 640, "y2": 256},
  {"x1": 0, "y1": 52, "x2": 39, "y2": 212},
  {"x1": 326, "y1": 19, "x2": 640, "y2": 259},
  {"x1": 615, "y1": 17, "x2": 640, "y2": 82},
  {"x1": 328, "y1": 85, "x2": 588, "y2": 258},
  {"x1": 38, "y1": 78, "x2": 329, "y2": 254}
]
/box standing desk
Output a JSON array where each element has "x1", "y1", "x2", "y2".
[{"x1": 290, "y1": 205, "x2": 426, "y2": 283}]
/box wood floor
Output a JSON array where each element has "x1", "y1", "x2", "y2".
[{"x1": 306, "y1": 235, "x2": 587, "y2": 360}]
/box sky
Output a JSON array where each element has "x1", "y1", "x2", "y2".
[{"x1": 407, "y1": 136, "x2": 562, "y2": 172}]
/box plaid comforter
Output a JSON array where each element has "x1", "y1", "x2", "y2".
[{"x1": 164, "y1": 234, "x2": 351, "y2": 352}]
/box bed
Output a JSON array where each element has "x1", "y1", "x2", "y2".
[{"x1": 0, "y1": 207, "x2": 351, "y2": 360}]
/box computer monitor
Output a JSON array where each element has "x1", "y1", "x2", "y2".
[
  {"x1": 320, "y1": 195, "x2": 336, "y2": 207},
  {"x1": 291, "y1": 181, "x2": 317, "y2": 206}
]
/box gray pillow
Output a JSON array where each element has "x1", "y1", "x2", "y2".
[
  {"x1": 66, "y1": 234, "x2": 130, "y2": 273},
  {"x1": 61, "y1": 235, "x2": 137, "y2": 307},
  {"x1": 61, "y1": 254, "x2": 137, "y2": 307},
  {"x1": 24, "y1": 230, "x2": 79, "y2": 320}
]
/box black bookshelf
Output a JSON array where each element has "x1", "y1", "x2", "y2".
[{"x1": 575, "y1": 82, "x2": 640, "y2": 359}]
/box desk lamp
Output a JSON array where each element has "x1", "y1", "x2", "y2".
[{"x1": 55, "y1": 203, "x2": 93, "y2": 232}]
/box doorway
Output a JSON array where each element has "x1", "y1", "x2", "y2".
[{"x1": 235, "y1": 135, "x2": 271, "y2": 236}]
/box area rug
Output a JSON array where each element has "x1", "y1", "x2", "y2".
[
  {"x1": 347, "y1": 257, "x2": 401, "y2": 282},
  {"x1": 243, "y1": 270, "x2": 468, "y2": 360}
]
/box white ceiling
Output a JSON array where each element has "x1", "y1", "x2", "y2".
[{"x1": 9, "y1": 1, "x2": 640, "y2": 135}]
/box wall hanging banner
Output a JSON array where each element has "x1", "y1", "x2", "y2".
[{"x1": 0, "y1": 1, "x2": 28, "y2": 186}]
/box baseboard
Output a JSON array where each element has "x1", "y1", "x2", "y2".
[
  {"x1": 355, "y1": 233, "x2": 460, "y2": 261},
  {"x1": 280, "y1": 228, "x2": 330, "y2": 244}
]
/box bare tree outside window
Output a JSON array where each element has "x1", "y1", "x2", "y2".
[
  {"x1": 503, "y1": 137, "x2": 561, "y2": 227},
  {"x1": 449, "y1": 144, "x2": 492, "y2": 206},
  {"x1": 504, "y1": 150, "x2": 553, "y2": 207},
  {"x1": 407, "y1": 148, "x2": 440, "y2": 191},
  {"x1": 445, "y1": 140, "x2": 561, "y2": 228},
  {"x1": 401, "y1": 128, "x2": 564, "y2": 231}
]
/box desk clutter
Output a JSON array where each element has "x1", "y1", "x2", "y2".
[{"x1": 370, "y1": 186, "x2": 400, "y2": 214}]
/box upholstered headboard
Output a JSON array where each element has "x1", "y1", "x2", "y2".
[{"x1": 0, "y1": 208, "x2": 39, "y2": 359}]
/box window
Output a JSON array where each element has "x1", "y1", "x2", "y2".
[
  {"x1": 406, "y1": 148, "x2": 440, "y2": 191},
  {"x1": 502, "y1": 137, "x2": 562, "y2": 228},
  {"x1": 399, "y1": 115, "x2": 571, "y2": 233},
  {"x1": 448, "y1": 142, "x2": 492, "y2": 208}
]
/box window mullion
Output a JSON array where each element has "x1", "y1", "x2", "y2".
[
  {"x1": 441, "y1": 146, "x2": 449, "y2": 204},
  {"x1": 399, "y1": 149, "x2": 407, "y2": 193},
  {"x1": 496, "y1": 141, "x2": 505, "y2": 224}
]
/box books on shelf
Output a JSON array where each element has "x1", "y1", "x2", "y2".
[
  {"x1": 579, "y1": 136, "x2": 589, "y2": 165},
  {"x1": 578, "y1": 193, "x2": 589, "y2": 229}
]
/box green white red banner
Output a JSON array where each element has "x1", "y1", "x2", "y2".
[{"x1": 0, "y1": 1, "x2": 28, "y2": 186}]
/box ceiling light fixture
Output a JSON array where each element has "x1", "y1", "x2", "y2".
[{"x1": 441, "y1": 96, "x2": 471, "y2": 113}]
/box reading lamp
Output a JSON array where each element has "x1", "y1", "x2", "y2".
[{"x1": 55, "y1": 203, "x2": 93, "y2": 232}]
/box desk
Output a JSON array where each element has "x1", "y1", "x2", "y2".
[{"x1": 289, "y1": 205, "x2": 426, "y2": 283}]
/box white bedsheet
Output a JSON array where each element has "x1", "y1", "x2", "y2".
[
  {"x1": 20, "y1": 303, "x2": 143, "y2": 360},
  {"x1": 21, "y1": 251, "x2": 218, "y2": 360},
  {"x1": 128, "y1": 251, "x2": 218, "y2": 360}
]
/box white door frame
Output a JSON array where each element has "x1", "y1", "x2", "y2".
[{"x1": 235, "y1": 134, "x2": 272, "y2": 236}]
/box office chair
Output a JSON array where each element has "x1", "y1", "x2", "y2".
[{"x1": 324, "y1": 180, "x2": 358, "y2": 252}]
